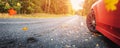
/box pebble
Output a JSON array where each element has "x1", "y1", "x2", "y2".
[
  {"x1": 65, "y1": 45, "x2": 71, "y2": 48},
  {"x1": 96, "y1": 44, "x2": 99, "y2": 47},
  {"x1": 85, "y1": 39, "x2": 88, "y2": 41},
  {"x1": 51, "y1": 39, "x2": 53, "y2": 41}
]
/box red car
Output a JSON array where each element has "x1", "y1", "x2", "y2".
[{"x1": 86, "y1": 0, "x2": 120, "y2": 46}]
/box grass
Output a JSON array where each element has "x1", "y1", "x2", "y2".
[{"x1": 0, "y1": 13, "x2": 72, "y2": 19}]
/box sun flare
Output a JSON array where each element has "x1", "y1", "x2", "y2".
[{"x1": 70, "y1": 0, "x2": 84, "y2": 11}]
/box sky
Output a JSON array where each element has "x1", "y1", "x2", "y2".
[{"x1": 70, "y1": 0, "x2": 85, "y2": 11}]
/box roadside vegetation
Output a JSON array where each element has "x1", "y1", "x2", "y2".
[
  {"x1": 81, "y1": 0, "x2": 97, "y2": 16},
  {"x1": 0, "y1": 0, "x2": 96, "y2": 18},
  {"x1": 0, "y1": 13, "x2": 72, "y2": 18},
  {"x1": 0, "y1": 0, "x2": 73, "y2": 14}
]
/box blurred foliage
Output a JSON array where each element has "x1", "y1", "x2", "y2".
[
  {"x1": 82, "y1": 0, "x2": 97, "y2": 16},
  {"x1": 20, "y1": 0, "x2": 35, "y2": 14},
  {"x1": 38, "y1": 0, "x2": 73, "y2": 14},
  {"x1": 0, "y1": 0, "x2": 22, "y2": 13},
  {"x1": 0, "y1": 0, "x2": 73, "y2": 14}
]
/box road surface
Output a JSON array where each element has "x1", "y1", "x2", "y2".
[{"x1": 0, "y1": 16, "x2": 119, "y2": 48}]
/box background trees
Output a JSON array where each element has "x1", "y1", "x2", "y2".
[
  {"x1": 0, "y1": 0, "x2": 73, "y2": 14},
  {"x1": 82, "y1": 0, "x2": 97, "y2": 16},
  {"x1": 0, "y1": 0, "x2": 96, "y2": 15},
  {"x1": 0, "y1": 0, "x2": 22, "y2": 13}
]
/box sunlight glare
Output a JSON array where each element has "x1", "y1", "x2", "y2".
[{"x1": 70, "y1": 0, "x2": 84, "y2": 11}]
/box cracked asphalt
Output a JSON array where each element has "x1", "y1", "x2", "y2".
[{"x1": 0, "y1": 16, "x2": 119, "y2": 48}]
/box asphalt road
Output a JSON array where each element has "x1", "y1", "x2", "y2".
[{"x1": 0, "y1": 16, "x2": 119, "y2": 48}]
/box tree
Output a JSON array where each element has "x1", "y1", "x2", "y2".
[
  {"x1": 0, "y1": 0, "x2": 22, "y2": 13},
  {"x1": 41, "y1": 0, "x2": 73, "y2": 14},
  {"x1": 82, "y1": 0, "x2": 97, "y2": 16},
  {"x1": 0, "y1": 0, "x2": 73, "y2": 14}
]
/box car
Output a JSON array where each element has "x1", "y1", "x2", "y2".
[{"x1": 86, "y1": 0, "x2": 120, "y2": 46}]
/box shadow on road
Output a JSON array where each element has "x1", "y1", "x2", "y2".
[{"x1": 93, "y1": 32, "x2": 120, "y2": 48}]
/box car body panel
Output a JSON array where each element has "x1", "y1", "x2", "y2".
[{"x1": 92, "y1": 0, "x2": 120, "y2": 46}]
